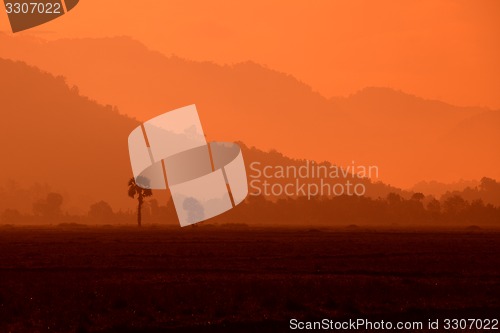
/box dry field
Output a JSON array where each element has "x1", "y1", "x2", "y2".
[{"x1": 0, "y1": 226, "x2": 499, "y2": 332}]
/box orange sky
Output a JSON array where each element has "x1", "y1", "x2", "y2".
[{"x1": 1, "y1": 0, "x2": 499, "y2": 109}]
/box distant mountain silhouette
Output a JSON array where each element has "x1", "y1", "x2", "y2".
[
  {"x1": 0, "y1": 58, "x2": 138, "y2": 213},
  {"x1": 1, "y1": 58, "x2": 412, "y2": 214},
  {"x1": 0, "y1": 33, "x2": 498, "y2": 187},
  {"x1": 411, "y1": 180, "x2": 479, "y2": 198}
]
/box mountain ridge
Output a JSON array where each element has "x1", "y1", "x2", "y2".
[
  {"x1": 0, "y1": 34, "x2": 498, "y2": 187},
  {"x1": 0, "y1": 57, "x2": 411, "y2": 214}
]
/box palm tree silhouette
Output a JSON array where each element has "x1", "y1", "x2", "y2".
[{"x1": 128, "y1": 177, "x2": 153, "y2": 227}]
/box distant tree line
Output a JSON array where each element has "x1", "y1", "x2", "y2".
[
  {"x1": 219, "y1": 191, "x2": 499, "y2": 227},
  {"x1": 0, "y1": 177, "x2": 499, "y2": 227}
]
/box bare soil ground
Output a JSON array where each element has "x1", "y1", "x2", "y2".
[{"x1": 0, "y1": 226, "x2": 499, "y2": 332}]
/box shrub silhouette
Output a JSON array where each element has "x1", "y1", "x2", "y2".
[
  {"x1": 88, "y1": 201, "x2": 114, "y2": 222},
  {"x1": 33, "y1": 192, "x2": 63, "y2": 220}
]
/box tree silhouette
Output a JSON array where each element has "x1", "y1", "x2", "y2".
[
  {"x1": 33, "y1": 192, "x2": 63, "y2": 219},
  {"x1": 443, "y1": 195, "x2": 467, "y2": 215},
  {"x1": 411, "y1": 192, "x2": 425, "y2": 201},
  {"x1": 128, "y1": 177, "x2": 153, "y2": 227},
  {"x1": 89, "y1": 201, "x2": 114, "y2": 222}
]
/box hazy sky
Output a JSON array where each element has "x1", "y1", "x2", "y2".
[{"x1": 2, "y1": 0, "x2": 499, "y2": 109}]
